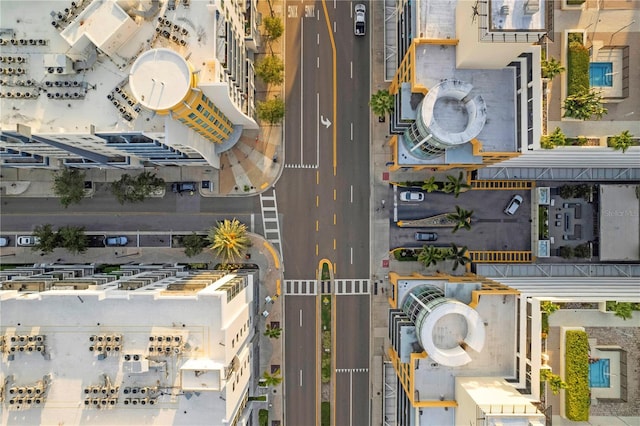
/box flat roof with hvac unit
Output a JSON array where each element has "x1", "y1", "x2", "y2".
[{"x1": 129, "y1": 48, "x2": 192, "y2": 111}]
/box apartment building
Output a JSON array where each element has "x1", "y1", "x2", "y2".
[
  {"x1": 0, "y1": 264, "x2": 260, "y2": 425},
  {"x1": 0, "y1": 0, "x2": 259, "y2": 169}
]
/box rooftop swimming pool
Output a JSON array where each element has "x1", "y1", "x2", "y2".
[
  {"x1": 590, "y1": 62, "x2": 613, "y2": 87},
  {"x1": 589, "y1": 358, "x2": 610, "y2": 388}
]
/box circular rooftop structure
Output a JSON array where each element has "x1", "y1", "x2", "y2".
[
  {"x1": 129, "y1": 48, "x2": 192, "y2": 111},
  {"x1": 419, "y1": 79, "x2": 487, "y2": 147}
]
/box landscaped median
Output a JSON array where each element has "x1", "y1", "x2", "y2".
[{"x1": 319, "y1": 260, "x2": 332, "y2": 426}]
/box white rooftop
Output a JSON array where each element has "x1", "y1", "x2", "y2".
[
  {"x1": 599, "y1": 184, "x2": 640, "y2": 261},
  {"x1": 129, "y1": 48, "x2": 191, "y2": 111}
]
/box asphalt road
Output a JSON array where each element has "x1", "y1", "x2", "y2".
[
  {"x1": 284, "y1": 296, "x2": 318, "y2": 426},
  {"x1": 334, "y1": 295, "x2": 370, "y2": 426},
  {"x1": 281, "y1": 0, "x2": 371, "y2": 423},
  {"x1": 391, "y1": 188, "x2": 533, "y2": 251}
]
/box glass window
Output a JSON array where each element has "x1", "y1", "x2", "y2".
[
  {"x1": 196, "y1": 104, "x2": 204, "y2": 112},
  {"x1": 195, "y1": 118, "x2": 203, "y2": 125},
  {"x1": 188, "y1": 113, "x2": 196, "y2": 119}
]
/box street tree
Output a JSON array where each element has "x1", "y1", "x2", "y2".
[
  {"x1": 262, "y1": 16, "x2": 284, "y2": 43},
  {"x1": 111, "y1": 172, "x2": 164, "y2": 204},
  {"x1": 32, "y1": 224, "x2": 59, "y2": 254},
  {"x1": 208, "y1": 218, "x2": 250, "y2": 263},
  {"x1": 255, "y1": 55, "x2": 284, "y2": 86},
  {"x1": 563, "y1": 88, "x2": 607, "y2": 120},
  {"x1": 443, "y1": 172, "x2": 471, "y2": 198},
  {"x1": 183, "y1": 233, "x2": 207, "y2": 258},
  {"x1": 417, "y1": 245, "x2": 445, "y2": 268},
  {"x1": 541, "y1": 57, "x2": 565, "y2": 80},
  {"x1": 256, "y1": 97, "x2": 285, "y2": 125},
  {"x1": 262, "y1": 370, "x2": 283, "y2": 387},
  {"x1": 57, "y1": 225, "x2": 87, "y2": 254},
  {"x1": 446, "y1": 242, "x2": 471, "y2": 271},
  {"x1": 53, "y1": 168, "x2": 86, "y2": 208},
  {"x1": 264, "y1": 324, "x2": 282, "y2": 339},
  {"x1": 609, "y1": 130, "x2": 634, "y2": 153},
  {"x1": 446, "y1": 206, "x2": 473, "y2": 233},
  {"x1": 369, "y1": 89, "x2": 394, "y2": 118},
  {"x1": 421, "y1": 176, "x2": 439, "y2": 193}
]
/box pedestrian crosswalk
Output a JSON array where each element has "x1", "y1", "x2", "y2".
[
  {"x1": 283, "y1": 279, "x2": 370, "y2": 295},
  {"x1": 284, "y1": 163, "x2": 318, "y2": 169},
  {"x1": 335, "y1": 368, "x2": 368, "y2": 373}
]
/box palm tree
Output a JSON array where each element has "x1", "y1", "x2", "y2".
[
  {"x1": 446, "y1": 243, "x2": 471, "y2": 271},
  {"x1": 609, "y1": 130, "x2": 634, "y2": 153},
  {"x1": 446, "y1": 206, "x2": 473, "y2": 233},
  {"x1": 563, "y1": 88, "x2": 607, "y2": 121},
  {"x1": 541, "y1": 57, "x2": 565, "y2": 80},
  {"x1": 417, "y1": 245, "x2": 445, "y2": 268},
  {"x1": 369, "y1": 89, "x2": 394, "y2": 118},
  {"x1": 421, "y1": 176, "x2": 440, "y2": 193},
  {"x1": 208, "y1": 218, "x2": 250, "y2": 262},
  {"x1": 443, "y1": 172, "x2": 471, "y2": 198},
  {"x1": 264, "y1": 324, "x2": 282, "y2": 339},
  {"x1": 262, "y1": 369, "x2": 283, "y2": 387}
]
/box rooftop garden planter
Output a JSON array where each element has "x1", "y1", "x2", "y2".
[
  {"x1": 564, "y1": 330, "x2": 590, "y2": 422},
  {"x1": 567, "y1": 37, "x2": 590, "y2": 96}
]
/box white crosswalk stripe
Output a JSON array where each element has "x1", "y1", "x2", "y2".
[
  {"x1": 334, "y1": 279, "x2": 370, "y2": 295},
  {"x1": 335, "y1": 368, "x2": 369, "y2": 373},
  {"x1": 284, "y1": 163, "x2": 318, "y2": 169},
  {"x1": 283, "y1": 280, "x2": 317, "y2": 295}
]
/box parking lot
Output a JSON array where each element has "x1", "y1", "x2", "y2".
[{"x1": 390, "y1": 188, "x2": 532, "y2": 251}]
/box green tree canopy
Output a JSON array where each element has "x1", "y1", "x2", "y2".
[
  {"x1": 443, "y1": 172, "x2": 471, "y2": 198},
  {"x1": 609, "y1": 130, "x2": 634, "y2": 153},
  {"x1": 255, "y1": 55, "x2": 284, "y2": 86},
  {"x1": 446, "y1": 242, "x2": 471, "y2": 271},
  {"x1": 446, "y1": 206, "x2": 473, "y2": 233},
  {"x1": 57, "y1": 225, "x2": 87, "y2": 254},
  {"x1": 182, "y1": 233, "x2": 207, "y2": 258},
  {"x1": 264, "y1": 324, "x2": 282, "y2": 339},
  {"x1": 262, "y1": 369, "x2": 283, "y2": 387},
  {"x1": 262, "y1": 16, "x2": 284, "y2": 42},
  {"x1": 369, "y1": 89, "x2": 394, "y2": 118},
  {"x1": 563, "y1": 89, "x2": 607, "y2": 120},
  {"x1": 256, "y1": 97, "x2": 285, "y2": 124},
  {"x1": 208, "y1": 218, "x2": 251, "y2": 263},
  {"x1": 417, "y1": 245, "x2": 445, "y2": 268},
  {"x1": 541, "y1": 127, "x2": 567, "y2": 149},
  {"x1": 541, "y1": 57, "x2": 565, "y2": 80},
  {"x1": 32, "y1": 224, "x2": 59, "y2": 254},
  {"x1": 421, "y1": 176, "x2": 439, "y2": 193},
  {"x1": 111, "y1": 172, "x2": 164, "y2": 205},
  {"x1": 53, "y1": 168, "x2": 87, "y2": 208}
]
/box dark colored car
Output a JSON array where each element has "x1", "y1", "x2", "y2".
[
  {"x1": 414, "y1": 232, "x2": 438, "y2": 242},
  {"x1": 172, "y1": 182, "x2": 197, "y2": 194}
]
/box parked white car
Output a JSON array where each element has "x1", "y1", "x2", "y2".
[
  {"x1": 504, "y1": 195, "x2": 524, "y2": 215},
  {"x1": 400, "y1": 191, "x2": 424, "y2": 202},
  {"x1": 354, "y1": 4, "x2": 366, "y2": 36},
  {"x1": 17, "y1": 235, "x2": 40, "y2": 246}
]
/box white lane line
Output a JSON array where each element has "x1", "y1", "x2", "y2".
[
  {"x1": 350, "y1": 61, "x2": 353, "y2": 79},
  {"x1": 333, "y1": 21, "x2": 336, "y2": 33},
  {"x1": 350, "y1": 247, "x2": 353, "y2": 264},
  {"x1": 334, "y1": 0, "x2": 336, "y2": 8},
  {"x1": 350, "y1": 185, "x2": 353, "y2": 203},
  {"x1": 350, "y1": 122, "x2": 353, "y2": 141},
  {"x1": 300, "y1": 19, "x2": 304, "y2": 164},
  {"x1": 350, "y1": 370, "x2": 353, "y2": 426},
  {"x1": 317, "y1": 56, "x2": 319, "y2": 68},
  {"x1": 300, "y1": 369, "x2": 303, "y2": 387},
  {"x1": 317, "y1": 33, "x2": 319, "y2": 45},
  {"x1": 299, "y1": 309, "x2": 303, "y2": 327},
  {"x1": 251, "y1": 213, "x2": 255, "y2": 232},
  {"x1": 350, "y1": 2, "x2": 353, "y2": 18}
]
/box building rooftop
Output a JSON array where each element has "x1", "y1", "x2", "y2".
[
  {"x1": 599, "y1": 184, "x2": 640, "y2": 262},
  {"x1": 1, "y1": 267, "x2": 256, "y2": 425}
]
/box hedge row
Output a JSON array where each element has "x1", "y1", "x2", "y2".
[
  {"x1": 567, "y1": 40, "x2": 590, "y2": 96},
  {"x1": 565, "y1": 330, "x2": 590, "y2": 421}
]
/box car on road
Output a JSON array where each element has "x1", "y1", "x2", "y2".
[
  {"x1": 17, "y1": 235, "x2": 40, "y2": 246},
  {"x1": 400, "y1": 191, "x2": 424, "y2": 202},
  {"x1": 104, "y1": 236, "x2": 129, "y2": 247},
  {"x1": 0, "y1": 237, "x2": 9, "y2": 247},
  {"x1": 354, "y1": 4, "x2": 366, "y2": 36},
  {"x1": 415, "y1": 232, "x2": 438, "y2": 241},
  {"x1": 503, "y1": 195, "x2": 524, "y2": 215},
  {"x1": 172, "y1": 182, "x2": 197, "y2": 194}
]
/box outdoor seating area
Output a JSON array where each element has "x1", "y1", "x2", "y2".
[{"x1": 547, "y1": 195, "x2": 595, "y2": 251}]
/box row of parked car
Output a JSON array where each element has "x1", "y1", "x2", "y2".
[{"x1": 0, "y1": 236, "x2": 129, "y2": 247}]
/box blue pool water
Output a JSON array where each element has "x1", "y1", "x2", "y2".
[
  {"x1": 589, "y1": 358, "x2": 610, "y2": 388},
  {"x1": 590, "y1": 62, "x2": 613, "y2": 87}
]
